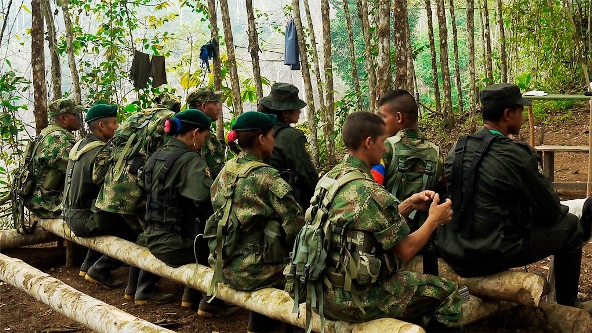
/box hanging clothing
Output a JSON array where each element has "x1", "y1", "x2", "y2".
[
  {"x1": 130, "y1": 50, "x2": 151, "y2": 89},
  {"x1": 284, "y1": 18, "x2": 300, "y2": 70},
  {"x1": 150, "y1": 55, "x2": 167, "y2": 88}
]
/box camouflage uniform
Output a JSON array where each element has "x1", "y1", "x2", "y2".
[
  {"x1": 322, "y1": 155, "x2": 462, "y2": 329},
  {"x1": 205, "y1": 151, "x2": 304, "y2": 291},
  {"x1": 27, "y1": 120, "x2": 76, "y2": 218}
]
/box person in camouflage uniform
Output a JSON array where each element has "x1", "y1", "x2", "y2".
[
  {"x1": 93, "y1": 93, "x2": 181, "y2": 304},
  {"x1": 321, "y1": 112, "x2": 462, "y2": 331},
  {"x1": 204, "y1": 111, "x2": 304, "y2": 333},
  {"x1": 186, "y1": 86, "x2": 226, "y2": 179},
  {"x1": 258, "y1": 83, "x2": 318, "y2": 210},
  {"x1": 63, "y1": 104, "x2": 137, "y2": 287},
  {"x1": 27, "y1": 98, "x2": 82, "y2": 218}
]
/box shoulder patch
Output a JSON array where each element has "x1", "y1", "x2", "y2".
[{"x1": 270, "y1": 176, "x2": 292, "y2": 199}]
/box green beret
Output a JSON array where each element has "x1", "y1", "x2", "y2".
[
  {"x1": 176, "y1": 109, "x2": 212, "y2": 130},
  {"x1": 260, "y1": 82, "x2": 307, "y2": 112},
  {"x1": 232, "y1": 111, "x2": 277, "y2": 131},
  {"x1": 48, "y1": 98, "x2": 84, "y2": 117},
  {"x1": 85, "y1": 104, "x2": 118, "y2": 123},
  {"x1": 186, "y1": 87, "x2": 222, "y2": 106}
]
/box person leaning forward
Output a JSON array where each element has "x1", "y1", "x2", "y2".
[
  {"x1": 186, "y1": 86, "x2": 227, "y2": 179},
  {"x1": 204, "y1": 111, "x2": 305, "y2": 333},
  {"x1": 27, "y1": 98, "x2": 82, "y2": 218},
  {"x1": 319, "y1": 112, "x2": 462, "y2": 331},
  {"x1": 436, "y1": 83, "x2": 592, "y2": 312},
  {"x1": 63, "y1": 104, "x2": 138, "y2": 287}
]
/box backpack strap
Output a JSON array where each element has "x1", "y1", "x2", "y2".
[
  {"x1": 208, "y1": 160, "x2": 268, "y2": 300},
  {"x1": 69, "y1": 140, "x2": 105, "y2": 161}
]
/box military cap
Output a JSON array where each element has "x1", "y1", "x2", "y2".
[
  {"x1": 232, "y1": 111, "x2": 277, "y2": 131},
  {"x1": 85, "y1": 104, "x2": 118, "y2": 123},
  {"x1": 48, "y1": 98, "x2": 84, "y2": 117},
  {"x1": 480, "y1": 83, "x2": 532, "y2": 111},
  {"x1": 260, "y1": 82, "x2": 306, "y2": 111},
  {"x1": 176, "y1": 109, "x2": 212, "y2": 130},
  {"x1": 186, "y1": 87, "x2": 223, "y2": 106},
  {"x1": 155, "y1": 92, "x2": 181, "y2": 111}
]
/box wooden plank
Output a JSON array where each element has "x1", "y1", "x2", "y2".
[
  {"x1": 551, "y1": 182, "x2": 588, "y2": 190},
  {"x1": 534, "y1": 145, "x2": 589, "y2": 152}
]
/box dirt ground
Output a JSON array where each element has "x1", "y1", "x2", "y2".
[{"x1": 2, "y1": 108, "x2": 592, "y2": 333}]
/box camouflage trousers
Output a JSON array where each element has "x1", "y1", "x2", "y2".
[{"x1": 323, "y1": 270, "x2": 462, "y2": 329}]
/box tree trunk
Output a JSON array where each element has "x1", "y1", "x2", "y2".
[
  {"x1": 41, "y1": 0, "x2": 62, "y2": 101},
  {"x1": 435, "y1": 0, "x2": 453, "y2": 125},
  {"x1": 293, "y1": 0, "x2": 320, "y2": 167},
  {"x1": 61, "y1": 0, "x2": 82, "y2": 104},
  {"x1": 405, "y1": 13, "x2": 415, "y2": 92},
  {"x1": 32, "y1": 0, "x2": 48, "y2": 134},
  {"x1": 320, "y1": 0, "x2": 336, "y2": 166},
  {"x1": 343, "y1": 0, "x2": 363, "y2": 111},
  {"x1": 302, "y1": 0, "x2": 326, "y2": 165},
  {"x1": 482, "y1": 0, "x2": 494, "y2": 83},
  {"x1": 508, "y1": 302, "x2": 592, "y2": 333},
  {"x1": 38, "y1": 218, "x2": 423, "y2": 333},
  {"x1": 377, "y1": 0, "x2": 392, "y2": 96},
  {"x1": 448, "y1": 0, "x2": 463, "y2": 113},
  {"x1": 357, "y1": 0, "x2": 378, "y2": 111},
  {"x1": 425, "y1": 0, "x2": 441, "y2": 112},
  {"x1": 0, "y1": 0, "x2": 12, "y2": 48},
  {"x1": 496, "y1": 0, "x2": 508, "y2": 83},
  {"x1": 562, "y1": 0, "x2": 591, "y2": 86},
  {"x1": 462, "y1": 296, "x2": 516, "y2": 325},
  {"x1": 467, "y1": 0, "x2": 477, "y2": 125},
  {"x1": 393, "y1": 0, "x2": 408, "y2": 91},
  {"x1": 208, "y1": 0, "x2": 225, "y2": 141},
  {"x1": 245, "y1": 0, "x2": 263, "y2": 101},
  {"x1": 0, "y1": 228, "x2": 59, "y2": 250},
  {"x1": 219, "y1": 0, "x2": 243, "y2": 116},
  {"x1": 0, "y1": 253, "x2": 175, "y2": 333}
]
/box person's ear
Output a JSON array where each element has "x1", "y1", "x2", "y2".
[
  {"x1": 364, "y1": 136, "x2": 373, "y2": 149},
  {"x1": 396, "y1": 112, "x2": 404, "y2": 124},
  {"x1": 97, "y1": 121, "x2": 106, "y2": 131},
  {"x1": 503, "y1": 108, "x2": 512, "y2": 120}
]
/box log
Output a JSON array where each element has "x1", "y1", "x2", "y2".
[
  {"x1": 39, "y1": 218, "x2": 424, "y2": 333},
  {"x1": 497, "y1": 302, "x2": 592, "y2": 333},
  {"x1": 462, "y1": 295, "x2": 515, "y2": 325},
  {"x1": 0, "y1": 227, "x2": 59, "y2": 250},
  {"x1": 402, "y1": 256, "x2": 547, "y2": 306},
  {"x1": 0, "y1": 253, "x2": 174, "y2": 333}
]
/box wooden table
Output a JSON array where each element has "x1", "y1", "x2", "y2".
[{"x1": 523, "y1": 94, "x2": 592, "y2": 195}]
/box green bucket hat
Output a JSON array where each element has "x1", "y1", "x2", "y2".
[
  {"x1": 480, "y1": 83, "x2": 532, "y2": 111},
  {"x1": 260, "y1": 83, "x2": 307, "y2": 111},
  {"x1": 232, "y1": 111, "x2": 277, "y2": 131},
  {"x1": 85, "y1": 104, "x2": 118, "y2": 123},
  {"x1": 48, "y1": 98, "x2": 84, "y2": 117},
  {"x1": 175, "y1": 109, "x2": 212, "y2": 130},
  {"x1": 186, "y1": 87, "x2": 223, "y2": 107}
]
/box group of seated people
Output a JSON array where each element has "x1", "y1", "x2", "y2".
[{"x1": 21, "y1": 82, "x2": 592, "y2": 332}]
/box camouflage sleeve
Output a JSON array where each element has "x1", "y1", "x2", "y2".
[
  {"x1": 41, "y1": 131, "x2": 74, "y2": 172},
  {"x1": 92, "y1": 147, "x2": 112, "y2": 186},
  {"x1": 268, "y1": 176, "x2": 304, "y2": 247}
]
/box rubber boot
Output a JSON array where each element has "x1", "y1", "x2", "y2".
[
  {"x1": 134, "y1": 269, "x2": 175, "y2": 305},
  {"x1": 247, "y1": 311, "x2": 281, "y2": 333},
  {"x1": 84, "y1": 255, "x2": 125, "y2": 289},
  {"x1": 79, "y1": 249, "x2": 101, "y2": 277},
  {"x1": 124, "y1": 266, "x2": 140, "y2": 300},
  {"x1": 197, "y1": 296, "x2": 240, "y2": 318},
  {"x1": 181, "y1": 286, "x2": 202, "y2": 309}
]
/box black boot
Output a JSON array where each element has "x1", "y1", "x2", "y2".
[
  {"x1": 197, "y1": 296, "x2": 240, "y2": 318},
  {"x1": 134, "y1": 270, "x2": 175, "y2": 305},
  {"x1": 181, "y1": 286, "x2": 202, "y2": 309},
  {"x1": 247, "y1": 311, "x2": 281, "y2": 333},
  {"x1": 79, "y1": 249, "x2": 101, "y2": 277},
  {"x1": 124, "y1": 266, "x2": 140, "y2": 300},
  {"x1": 84, "y1": 255, "x2": 125, "y2": 289}
]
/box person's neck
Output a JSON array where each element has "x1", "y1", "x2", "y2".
[
  {"x1": 348, "y1": 150, "x2": 371, "y2": 168},
  {"x1": 92, "y1": 131, "x2": 108, "y2": 142},
  {"x1": 242, "y1": 147, "x2": 265, "y2": 159},
  {"x1": 484, "y1": 122, "x2": 508, "y2": 136}
]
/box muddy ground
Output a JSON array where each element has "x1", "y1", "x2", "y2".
[{"x1": 2, "y1": 108, "x2": 592, "y2": 333}]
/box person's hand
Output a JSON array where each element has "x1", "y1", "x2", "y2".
[
  {"x1": 410, "y1": 190, "x2": 436, "y2": 211},
  {"x1": 428, "y1": 194, "x2": 453, "y2": 226}
]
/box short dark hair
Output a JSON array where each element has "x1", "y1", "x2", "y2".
[
  {"x1": 379, "y1": 89, "x2": 418, "y2": 123},
  {"x1": 481, "y1": 104, "x2": 522, "y2": 122},
  {"x1": 237, "y1": 127, "x2": 273, "y2": 149},
  {"x1": 342, "y1": 112, "x2": 385, "y2": 151},
  {"x1": 87, "y1": 118, "x2": 108, "y2": 133}
]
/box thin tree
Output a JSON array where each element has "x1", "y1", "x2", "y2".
[
  {"x1": 0, "y1": 0, "x2": 12, "y2": 48},
  {"x1": 343, "y1": 0, "x2": 362, "y2": 111},
  {"x1": 42, "y1": 0, "x2": 62, "y2": 100},
  {"x1": 357, "y1": 0, "x2": 378, "y2": 111},
  {"x1": 31, "y1": 0, "x2": 48, "y2": 133},
  {"x1": 448, "y1": 0, "x2": 463, "y2": 113},
  {"x1": 394, "y1": 0, "x2": 410, "y2": 91},
  {"x1": 208, "y1": 0, "x2": 225, "y2": 140},
  {"x1": 245, "y1": 0, "x2": 263, "y2": 101},
  {"x1": 467, "y1": 0, "x2": 478, "y2": 128},
  {"x1": 61, "y1": 0, "x2": 81, "y2": 104},
  {"x1": 482, "y1": 0, "x2": 494, "y2": 83},
  {"x1": 320, "y1": 0, "x2": 336, "y2": 165},
  {"x1": 562, "y1": 0, "x2": 591, "y2": 85},
  {"x1": 377, "y1": 0, "x2": 392, "y2": 96},
  {"x1": 436, "y1": 0, "x2": 453, "y2": 125},
  {"x1": 496, "y1": 0, "x2": 508, "y2": 82},
  {"x1": 292, "y1": 0, "x2": 319, "y2": 167},
  {"x1": 425, "y1": 0, "x2": 441, "y2": 112},
  {"x1": 219, "y1": 0, "x2": 243, "y2": 115},
  {"x1": 405, "y1": 11, "x2": 415, "y2": 91}
]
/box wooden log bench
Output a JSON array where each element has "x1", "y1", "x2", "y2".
[{"x1": 534, "y1": 145, "x2": 589, "y2": 191}]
